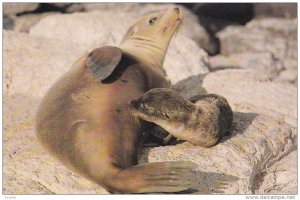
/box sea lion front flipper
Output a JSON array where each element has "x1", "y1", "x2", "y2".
[
  {"x1": 142, "y1": 122, "x2": 176, "y2": 146},
  {"x1": 104, "y1": 161, "x2": 198, "y2": 193},
  {"x1": 86, "y1": 46, "x2": 123, "y2": 82}
]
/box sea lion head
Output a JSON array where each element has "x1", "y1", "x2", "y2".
[
  {"x1": 120, "y1": 8, "x2": 183, "y2": 67},
  {"x1": 129, "y1": 88, "x2": 195, "y2": 126}
]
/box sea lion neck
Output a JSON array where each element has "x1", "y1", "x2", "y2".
[
  {"x1": 120, "y1": 38, "x2": 166, "y2": 68},
  {"x1": 119, "y1": 8, "x2": 183, "y2": 68}
]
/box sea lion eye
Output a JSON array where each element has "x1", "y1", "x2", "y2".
[{"x1": 148, "y1": 17, "x2": 157, "y2": 25}]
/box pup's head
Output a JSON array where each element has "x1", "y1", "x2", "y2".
[{"x1": 129, "y1": 88, "x2": 194, "y2": 126}]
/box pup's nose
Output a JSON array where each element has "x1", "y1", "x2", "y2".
[{"x1": 129, "y1": 100, "x2": 138, "y2": 108}]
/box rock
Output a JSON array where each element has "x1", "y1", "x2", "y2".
[
  {"x1": 253, "y1": 3, "x2": 297, "y2": 18},
  {"x1": 29, "y1": 11, "x2": 209, "y2": 84},
  {"x1": 164, "y1": 35, "x2": 209, "y2": 84},
  {"x1": 4, "y1": 90, "x2": 296, "y2": 194},
  {"x1": 217, "y1": 18, "x2": 297, "y2": 85},
  {"x1": 202, "y1": 70, "x2": 297, "y2": 127},
  {"x1": 3, "y1": 8, "x2": 297, "y2": 194},
  {"x1": 218, "y1": 18, "x2": 297, "y2": 71},
  {"x1": 3, "y1": 30, "x2": 87, "y2": 98},
  {"x1": 3, "y1": 95, "x2": 108, "y2": 194},
  {"x1": 30, "y1": 11, "x2": 128, "y2": 48},
  {"x1": 3, "y1": 15, "x2": 14, "y2": 30},
  {"x1": 209, "y1": 52, "x2": 282, "y2": 81},
  {"x1": 77, "y1": 3, "x2": 209, "y2": 47},
  {"x1": 3, "y1": 3, "x2": 39, "y2": 15},
  {"x1": 174, "y1": 69, "x2": 297, "y2": 127},
  {"x1": 29, "y1": 3, "x2": 215, "y2": 56},
  {"x1": 254, "y1": 150, "x2": 297, "y2": 194},
  {"x1": 274, "y1": 68, "x2": 297, "y2": 85},
  {"x1": 3, "y1": 94, "x2": 39, "y2": 132},
  {"x1": 5, "y1": 27, "x2": 208, "y2": 97},
  {"x1": 141, "y1": 113, "x2": 296, "y2": 194},
  {"x1": 13, "y1": 12, "x2": 59, "y2": 32}
]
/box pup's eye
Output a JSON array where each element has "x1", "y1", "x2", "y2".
[
  {"x1": 148, "y1": 17, "x2": 157, "y2": 25},
  {"x1": 165, "y1": 113, "x2": 170, "y2": 119}
]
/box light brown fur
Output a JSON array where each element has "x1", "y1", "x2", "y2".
[
  {"x1": 129, "y1": 88, "x2": 233, "y2": 147},
  {"x1": 36, "y1": 8, "x2": 197, "y2": 194}
]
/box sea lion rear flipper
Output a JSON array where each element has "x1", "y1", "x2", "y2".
[
  {"x1": 86, "y1": 46, "x2": 123, "y2": 82},
  {"x1": 104, "y1": 161, "x2": 197, "y2": 193}
]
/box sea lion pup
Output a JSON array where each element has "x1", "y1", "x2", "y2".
[
  {"x1": 35, "y1": 8, "x2": 198, "y2": 194},
  {"x1": 129, "y1": 88, "x2": 233, "y2": 147}
]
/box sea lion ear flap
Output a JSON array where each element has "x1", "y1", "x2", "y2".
[{"x1": 86, "y1": 46, "x2": 123, "y2": 83}]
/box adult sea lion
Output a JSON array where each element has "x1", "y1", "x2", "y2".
[
  {"x1": 35, "y1": 8, "x2": 197, "y2": 194},
  {"x1": 129, "y1": 88, "x2": 233, "y2": 147}
]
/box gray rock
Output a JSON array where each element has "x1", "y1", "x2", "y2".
[
  {"x1": 253, "y1": 3, "x2": 297, "y2": 18},
  {"x1": 3, "y1": 11, "x2": 297, "y2": 195},
  {"x1": 3, "y1": 30, "x2": 87, "y2": 98},
  {"x1": 142, "y1": 113, "x2": 296, "y2": 194},
  {"x1": 3, "y1": 15, "x2": 14, "y2": 30},
  {"x1": 209, "y1": 52, "x2": 282, "y2": 81},
  {"x1": 76, "y1": 3, "x2": 212, "y2": 51},
  {"x1": 202, "y1": 69, "x2": 297, "y2": 127},
  {"x1": 274, "y1": 68, "x2": 297, "y2": 85},
  {"x1": 3, "y1": 3, "x2": 39, "y2": 15},
  {"x1": 3, "y1": 95, "x2": 108, "y2": 194},
  {"x1": 13, "y1": 12, "x2": 60, "y2": 33},
  {"x1": 218, "y1": 18, "x2": 297, "y2": 70},
  {"x1": 29, "y1": 4, "x2": 213, "y2": 59},
  {"x1": 254, "y1": 150, "x2": 297, "y2": 194},
  {"x1": 29, "y1": 10, "x2": 209, "y2": 84},
  {"x1": 5, "y1": 27, "x2": 208, "y2": 97},
  {"x1": 174, "y1": 69, "x2": 296, "y2": 127},
  {"x1": 164, "y1": 35, "x2": 209, "y2": 84},
  {"x1": 3, "y1": 94, "x2": 39, "y2": 132},
  {"x1": 3, "y1": 92, "x2": 297, "y2": 194}
]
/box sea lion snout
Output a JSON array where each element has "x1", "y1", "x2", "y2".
[
  {"x1": 129, "y1": 99, "x2": 139, "y2": 110},
  {"x1": 129, "y1": 88, "x2": 194, "y2": 123}
]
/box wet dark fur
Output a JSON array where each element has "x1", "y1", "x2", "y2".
[
  {"x1": 130, "y1": 88, "x2": 194, "y2": 123},
  {"x1": 129, "y1": 88, "x2": 233, "y2": 147}
]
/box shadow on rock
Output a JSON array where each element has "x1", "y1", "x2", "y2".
[
  {"x1": 209, "y1": 65, "x2": 241, "y2": 72},
  {"x1": 220, "y1": 112, "x2": 259, "y2": 144},
  {"x1": 172, "y1": 74, "x2": 207, "y2": 99}
]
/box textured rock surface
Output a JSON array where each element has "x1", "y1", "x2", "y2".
[
  {"x1": 13, "y1": 12, "x2": 59, "y2": 32},
  {"x1": 29, "y1": 7, "x2": 210, "y2": 83},
  {"x1": 3, "y1": 3, "x2": 39, "y2": 15},
  {"x1": 141, "y1": 113, "x2": 296, "y2": 194},
  {"x1": 4, "y1": 93, "x2": 297, "y2": 194},
  {"x1": 3, "y1": 95, "x2": 108, "y2": 194},
  {"x1": 209, "y1": 53, "x2": 282, "y2": 81},
  {"x1": 9, "y1": 11, "x2": 208, "y2": 86},
  {"x1": 254, "y1": 150, "x2": 297, "y2": 194},
  {"x1": 217, "y1": 18, "x2": 297, "y2": 85},
  {"x1": 29, "y1": 4, "x2": 210, "y2": 50},
  {"x1": 3, "y1": 6, "x2": 297, "y2": 195},
  {"x1": 3, "y1": 31, "x2": 87, "y2": 97},
  {"x1": 253, "y1": 3, "x2": 297, "y2": 18},
  {"x1": 202, "y1": 69, "x2": 296, "y2": 127}
]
